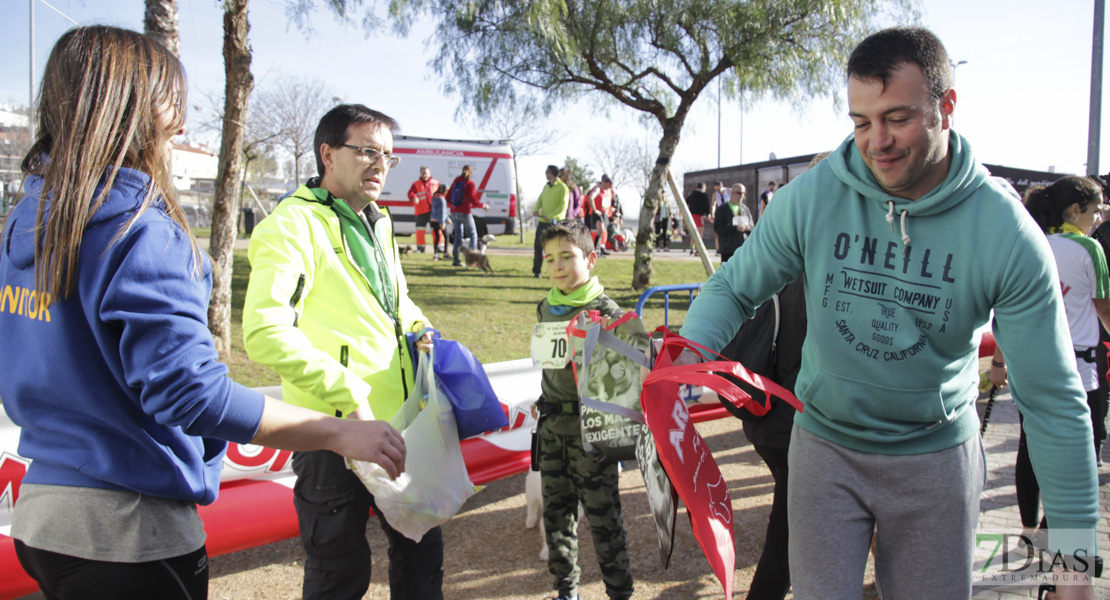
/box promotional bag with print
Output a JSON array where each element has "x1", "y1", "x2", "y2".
[
  {"x1": 567, "y1": 311, "x2": 650, "y2": 461},
  {"x1": 641, "y1": 331, "x2": 803, "y2": 598},
  {"x1": 635, "y1": 413, "x2": 679, "y2": 568},
  {"x1": 350, "y1": 349, "x2": 475, "y2": 542}
]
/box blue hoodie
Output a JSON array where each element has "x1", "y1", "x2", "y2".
[
  {"x1": 0, "y1": 167, "x2": 264, "y2": 505},
  {"x1": 681, "y1": 132, "x2": 1099, "y2": 553}
]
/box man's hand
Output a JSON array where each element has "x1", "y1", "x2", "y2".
[
  {"x1": 989, "y1": 349, "x2": 1008, "y2": 388},
  {"x1": 415, "y1": 331, "x2": 434, "y2": 354},
  {"x1": 670, "y1": 346, "x2": 702, "y2": 367},
  {"x1": 642, "y1": 340, "x2": 702, "y2": 380},
  {"x1": 335, "y1": 419, "x2": 407, "y2": 480},
  {"x1": 1049, "y1": 579, "x2": 1094, "y2": 600},
  {"x1": 989, "y1": 363, "x2": 1008, "y2": 388}
]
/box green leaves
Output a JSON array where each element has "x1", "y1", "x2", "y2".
[{"x1": 307, "y1": 0, "x2": 913, "y2": 288}]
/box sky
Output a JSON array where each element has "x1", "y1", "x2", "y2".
[{"x1": 1, "y1": 0, "x2": 1108, "y2": 208}]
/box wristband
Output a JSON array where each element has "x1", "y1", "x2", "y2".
[{"x1": 991, "y1": 360, "x2": 1005, "y2": 368}]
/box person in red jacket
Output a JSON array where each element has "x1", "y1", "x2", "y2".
[
  {"x1": 447, "y1": 164, "x2": 489, "y2": 267},
  {"x1": 407, "y1": 166, "x2": 440, "y2": 253},
  {"x1": 585, "y1": 175, "x2": 614, "y2": 256}
]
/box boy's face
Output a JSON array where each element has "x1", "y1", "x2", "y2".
[{"x1": 543, "y1": 237, "x2": 596, "y2": 294}]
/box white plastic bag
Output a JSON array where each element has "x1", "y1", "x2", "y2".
[{"x1": 349, "y1": 350, "x2": 475, "y2": 542}]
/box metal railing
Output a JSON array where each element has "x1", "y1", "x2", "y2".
[{"x1": 635, "y1": 282, "x2": 703, "y2": 330}]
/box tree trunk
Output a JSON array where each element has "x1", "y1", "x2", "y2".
[
  {"x1": 143, "y1": 0, "x2": 179, "y2": 56},
  {"x1": 208, "y1": 0, "x2": 253, "y2": 356},
  {"x1": 632, "y1": 118, "x2": 684, "y2": 291}
]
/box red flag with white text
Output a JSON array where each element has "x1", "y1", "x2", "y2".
[{"x1": 641, "y1": 332, "x2": 804, "y2": 598}]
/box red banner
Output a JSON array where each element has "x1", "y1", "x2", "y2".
[
  {"x1": 641, "y1": 332, "x2": 806, "y2": 598},
  {"x1": 642, "y1": 337, "x2": 736, "y2": 598}
]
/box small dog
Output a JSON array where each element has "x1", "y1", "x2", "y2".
[
  {"x1": 524, "y1": 468, "x2": 557, "y2": 561},
  {"x1": 398, "y1": 244, "x2": 415, "y2": 256},
  {"x1": 460, "y1": 233, "x2": 496, "y2": 276}
]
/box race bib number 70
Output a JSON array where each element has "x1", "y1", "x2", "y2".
[{"x1": 531, "y1": 322, "x2": 571, "y2": 369}]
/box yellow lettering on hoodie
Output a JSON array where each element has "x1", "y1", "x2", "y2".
[
  {"x1": 0, "y1": 286, "x2": 52, "y2": 322},
  {"x1": 0, "y1": 286, "x2": 17, "y2": 313},
  {"x1": 37, "y1": 292, "x2": 51, "y2": 321}
]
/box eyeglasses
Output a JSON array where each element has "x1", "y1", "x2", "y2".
[{"x1": 339, "y1": 144, "x2": 401, "y2": 168}]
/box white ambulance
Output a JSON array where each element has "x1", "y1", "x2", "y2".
[{"x1": 378, "y1": 135, "x2": 519, "y2": 236}]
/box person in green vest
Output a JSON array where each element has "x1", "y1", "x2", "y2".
[{"x1": 532, "y1": 164, "x2": 570, "y2": 278}]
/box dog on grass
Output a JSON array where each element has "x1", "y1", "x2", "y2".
[
  {"x1": 460, "y1": 233, "x2": 496, "y2": 276},
  {"x1": 398, "y1": 244, "x2": 415, "y2": 256}
]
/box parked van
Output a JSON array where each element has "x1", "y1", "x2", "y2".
[{"x1": 377, "y1": 135, "x2": 518, "y2": 236}]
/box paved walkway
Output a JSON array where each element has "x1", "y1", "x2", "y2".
[{"x1": 970, "y1": 388, "x2": 1110, "y2": 599}]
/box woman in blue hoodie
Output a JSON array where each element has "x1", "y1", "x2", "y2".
[{"x1": 0, "y1": 26, "x2": 406, "y2": 600}]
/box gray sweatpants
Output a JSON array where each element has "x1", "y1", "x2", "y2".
[{"x1": 787, "y1": 425, "x2": 984, "y2": 599}]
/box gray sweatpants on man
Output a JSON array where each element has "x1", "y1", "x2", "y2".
[{"x1": 787, "y1": 425, "x2": 985, "y2": 599}]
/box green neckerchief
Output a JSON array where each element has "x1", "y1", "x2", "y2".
[
  {"x1": 309, "y1": 187, "x2": 396, "y2": 317},
  {"x1": 1049, "y1": 222, "x2": 1086, "y2": 236},
  {"x1": 728, "y1": 202, "x2": 743, "y2": 216},
  {"x1": 547, "y1": 275, "x2": 604, "y2": 307}
]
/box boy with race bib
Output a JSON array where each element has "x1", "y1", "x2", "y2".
[{"x1": 529, "y1": 220, "x2": 634, "y2": 600}]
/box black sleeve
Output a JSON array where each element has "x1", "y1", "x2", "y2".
[
  {"x1": 1093, "y1": 222, "x2": 1110, "y2": 260},
  {"x1": 604, "y1": 301, "x2": 624, "y2": 320},
  {"x1": 713, "y1": 207, "x2": 732, "y2": 237}
]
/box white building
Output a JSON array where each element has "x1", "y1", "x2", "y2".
[
  {"x1": 0, "y1": 108, "x2": 30, "y2": 198},
  {"x1": 172, "y1": 141, "x2": 219, "y2": 191}
]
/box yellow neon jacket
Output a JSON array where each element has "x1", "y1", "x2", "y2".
[
  {"x1": 533, "y1": 179, "x2": 570, "y2": 223},
  {"x1": 242, "y1": 183, "x2": 428, "y2": 420}
]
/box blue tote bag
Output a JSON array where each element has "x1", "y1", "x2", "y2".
[{"x1": 407, "y1": 329, "x2": 509, "y2": 439}]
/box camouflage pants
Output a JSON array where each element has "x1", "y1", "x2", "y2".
[{"x1": 539, "y1": 416, "x2": 634, "y2": 600}]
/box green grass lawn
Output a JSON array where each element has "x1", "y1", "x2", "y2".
[{"x1": 224, "y1": 233, "x2": 711, "y2": 387}]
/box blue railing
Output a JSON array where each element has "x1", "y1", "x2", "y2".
[{"x1": 635, "y1": 283, "x2": 703, "y2": 329}]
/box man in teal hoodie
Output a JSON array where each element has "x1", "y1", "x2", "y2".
[{"x1": 680, "y1": 27, "x2": 1098, "y2": 599}]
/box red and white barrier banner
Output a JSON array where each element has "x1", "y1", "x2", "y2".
[{"x1": 0, "y1": 332, "x2": 996, "y2": 598}]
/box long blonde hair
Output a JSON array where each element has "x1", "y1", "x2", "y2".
[{"x1": 22, "y1": 25, "x2": 198, "y2": 299}]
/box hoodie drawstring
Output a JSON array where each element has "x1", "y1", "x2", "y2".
[{"x1": 886, "y1": 201, "x2": 912, "y2": 254}]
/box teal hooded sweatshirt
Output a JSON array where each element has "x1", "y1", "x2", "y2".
[{"x1": 681, "y1": 132, "x2": 1099, "y2": 555}]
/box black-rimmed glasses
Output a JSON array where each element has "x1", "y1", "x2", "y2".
[{"x1": 339, "y1": 144, "x2": 401, "y2": 168}]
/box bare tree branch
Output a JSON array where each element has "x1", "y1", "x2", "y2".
[
  {"x1": 253, "y1": 77, "x2": 336, "y2": 181},
  {"x1": 312, "y1": 0, "x2": 914, "y2": 288},
  {"x1": 465, "y1": 99, "x2": 562, "y2": 158}
]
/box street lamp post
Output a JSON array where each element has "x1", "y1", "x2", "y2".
[
  {"x1": 950, "y1": 59, "x2": 967, "y2": 86},
  {"x1": 1088, "y1": 0, "x2": 1104, "y2": 176},
  {"x1": 949, "y1": 60, "x2": 967, "y2": 128},
  {"x1": 28, "y1": 0, "x2": 34, "y2": 142}
]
